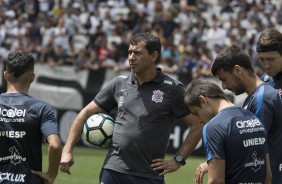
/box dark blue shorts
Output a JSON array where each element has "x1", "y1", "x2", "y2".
[{"x1": 99, "y1": 169, "x2": 165, "y2": 184}]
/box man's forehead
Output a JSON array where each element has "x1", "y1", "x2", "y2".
[
  {"x1": 258, "y1": 51, "x2": 280, "y2": 58},
  {"x1": 215, "y1": 68, "x2": 229, "y2": 77},
  {"x1": 216, "y1": 70, "x2": 236, "y2": 83},
  {"x1": 129, "y1": 42, "x2": 146, "y2": 50},
  {"x1": 130, "y1": 41, "x2": 146, "y2": 46}
]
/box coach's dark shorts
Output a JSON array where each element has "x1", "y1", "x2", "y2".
[{"x1": 100, "y1": 169, "x2": 165, "y2": 184}]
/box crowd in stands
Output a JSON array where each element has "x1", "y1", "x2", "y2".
[{"x1": 0, "y1": 0, "x2": 282, "y2": 86}]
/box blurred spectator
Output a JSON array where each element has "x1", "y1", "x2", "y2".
[
  {"x1": 22, "y1": 0, "x2": 39, "y2": 23},
  {"x1": 47, "y1": 45, "x2": 73, "y2": 67},
  {"x1": 88, "y1": 24, "x2": 106, "y2": 49},
  {"x1": 62, "y1": 5, "x2": 79, "y2": 36},
  {"x1": 137, "y1": 0, "x2": 155, "y2": 23},
  {"x1": 159, "y1": 11, "x2": 177, "y2": 39},
  {"x1": 40, "y1": 18, "x2": 54, "y2": 47},
  {"x1": 71, "y1": 27, "x2": 89, "y2": 55},
  {"x1": 38, "y1": 0, "x2": 53, "y2": 14},
  {"x1": 29, "y1": 21, "x2": 41, "y2": 43},
  {"x1": 52, "y1": 0, "x2": 63, "y2": 17},
  {"x1": 96, "y1": 38, "x2": 116, "y2": 69},
  {"x1": 277, "y1": 3, "x2": 282, "y2": 25},
  {"x1": 4, "y1": 10, "x2": 17, "y2": 31},
  {"x1": 38, "y1": 43, "x2": 52, "y2": 64},
  {"x1": 202, "y1": 14, "x2": 227, "y2": 49},
  {"x1": 74, "y1": 48, "x2": 89, "y2": 72},
  {"x1": 88, "y1": 7, "x2": 102, "y2": 35},
  {"x1": 84, "y1": 48, "x2": 100, "y2": 71},
  {"x1": 123, "y1": 4, "x2": 140, "y2": 30},
  {"x1": 52, "y1": 17, "x2": 69, "y2": 51},
  {"x1": 177, "y1": 50, "x2": 196, "y2": 86},
  {"x1": 115, "y1": 33, "x2": 129, "y2": 64}
]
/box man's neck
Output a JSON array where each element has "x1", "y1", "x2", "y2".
[
  {"x1": 217, "y1": 100, "x2": 234, "y2": 113},
  {"x1": 135, "y1": 69, "x2": 157, "y2": 85},
  {"x1": 245, "y1": 76, "x2": 263, "y2": 95},
  {"x1": 6, "y1": 83, "x2": 29, "y2": 94}
]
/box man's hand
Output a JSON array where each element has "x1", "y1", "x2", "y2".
[
  {"x1": 59, "y1": 152, "x2": 74, "y2": 175},
  {"x1": 151, "y1": 158, "x2": 182, "y2": 176},
  {"x1": 31, "y1": 170, "x2": 55, "y2": 184},
  {"x1": 195, "y1": 162, "x2": 208, "y2": 184}
]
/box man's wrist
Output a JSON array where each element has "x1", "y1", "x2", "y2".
[{"x1": 174, "y1": 154, "x2": 186, "y2": 165}]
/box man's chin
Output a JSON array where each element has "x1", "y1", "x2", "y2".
[
  {"x1": 234, "y1": 91, "x2": 244, "y2": 96},
  {"x1": 131, "y1": 68, "x2": 140, "y2": 74},
  {"x1": 266, "y1": 72, "x2": 275, "y2": 77}
]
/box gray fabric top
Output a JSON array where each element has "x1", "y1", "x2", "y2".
[{"x1": 94, "y1": 68, "x2": 189, "y2": 180}]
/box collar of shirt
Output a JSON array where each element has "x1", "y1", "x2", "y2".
[
  {"x1": 274, "y1": 72, "x2": 282, "y2": 80},
  {"x1": 130, "y1": 68, "x2": 163, "y2": 85}
]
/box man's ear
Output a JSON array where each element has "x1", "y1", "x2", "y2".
[
  {"x1": 151, "y1": 51, "x2": 159, "y2": 63},
  {"x1": 233, "y1": 65, "x2": 242, "y2": 76},
  {"x1": 198, "y1": 95, "x2": 208, "y2": 105},
  {"x1": 3, "y1": 71, "x2": 8, "y2": 82}
]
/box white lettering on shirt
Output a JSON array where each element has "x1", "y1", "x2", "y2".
[
  {"x1": 243, "y1": 137, "x2": 266, "y2": 147},
  {"x1": 0, "y1": 131, "x2": 26, "y2": 138},
  {"x1": 0, "y1": 108, "x2": 26, "y2": 117},
  {"x1": 236, "y1": 119, "x2": 261, "y2": 129},
  {"x1": 0, "y1": 172, "x2": 26, "y2": 182}
]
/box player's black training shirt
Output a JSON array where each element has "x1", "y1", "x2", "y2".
[{"x1": 0, "y1": 93, "x2": 59, "y2": 183}]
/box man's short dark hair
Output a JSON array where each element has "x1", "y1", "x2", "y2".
[
  {"x1": 130, "y1": 32, "x2": 161, "y2": 64},
  {"x1": 184, "y1": 79, "x2": 228, "y2": 108},
  {"x1": 211, "y1": 45, "x2": 254, "y2": 77},
  {"x1": 256, "y1": 28, "x2": 282, "y2": 55},
  {"x1": 5, "y1": 50, "x2": 34, "y2": 78}
]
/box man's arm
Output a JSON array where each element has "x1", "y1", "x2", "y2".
[
  {"x1": 195, "y1": 162, "x2": 208, "y2": 184},
  {"x1": 208, "y1": 159, "x2": 225, "y2": 184},
  {"x1": 177, "y1": 114, "x2": 203, "y2": 159},
  {"x1": 60, "y1": 101, "x2": 104, "y2": 174},
  {"x1": 31, "y1": 134, "x2": 62, "y2": 184},
  {"x1": 151, "y1": 114, "x2": 203, "y2": 175},
  {"x1": 46, "y1": 134, "x2": 62, "y2": 181},
  {"x1": 265, "y1": 153, "x2": 272, "y2": 184}
]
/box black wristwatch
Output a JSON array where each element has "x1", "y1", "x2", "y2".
[{"x1": 174, "y1": 154, "x2": 186, "y2": 165}]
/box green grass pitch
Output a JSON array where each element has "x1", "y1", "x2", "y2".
[{"x1": 42, "y1": 144, "x2": 207, "y2": 184}]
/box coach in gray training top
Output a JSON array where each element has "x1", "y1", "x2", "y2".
[{"x1": 60, "y1": 32, "x2": 203, "y2": 183}]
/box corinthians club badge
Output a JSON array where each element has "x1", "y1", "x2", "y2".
[{"x1": 152, "y1": 90, "x2": 164, "y2": 103}]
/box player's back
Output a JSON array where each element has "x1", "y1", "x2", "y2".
[
  {"x1": 204, "y1": 106, "x2": 268, "y2": 184},
  {"x1": 0, "y1": 93, "x2": 55, "y2": 184},
  {"x1": 243, "y1": 83, "x2": 282, "y2": 183}
]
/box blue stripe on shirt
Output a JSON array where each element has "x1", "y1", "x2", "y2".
[
  {"x1": 202, "y1": 125, "x2": 212, "y2": 161},
  {"x1": 255, "y1": 85, "x2": 264, "y2": 118}
]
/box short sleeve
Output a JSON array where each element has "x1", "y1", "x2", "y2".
[
  {"x1": 94, "y1": 77, "x2": 118, "y2": 113},
  {"x1": 171, "y1": 82, "x2": 189, "y2": 118},
  {"x1": 203, "y1": 123, "x2": 226, "y2": 161},
  {"x1": 40, "y1": 103, "x2": 59, "y2": 138}
]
